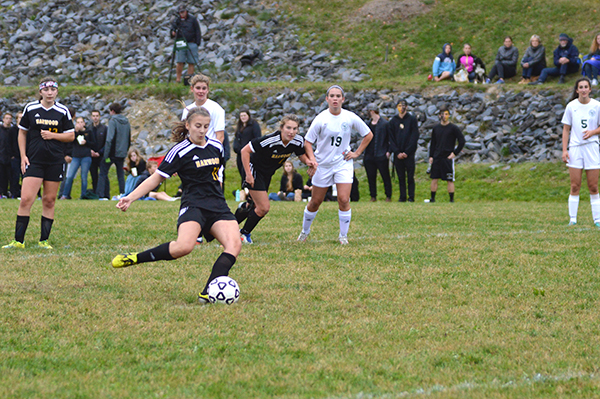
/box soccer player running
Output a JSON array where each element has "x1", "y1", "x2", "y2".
[
  {"x1": 298, "y1": 85, "x2": 373, "y2": 245},
  {"x1": 427, "y1": 106, "x2": 465, "y2": 203},
  {"x1": 3, "y1": 78, "x2": 74, "y2": 249},
  {"x1": 111, "y1": 107, "x2": 241, "y2": 304},
  {"x1": 236, "y1": 115, "x2": 317, "y2": 244},
  {"x1": 561, "y1": 77, "x2": 600, "y2": 226}
]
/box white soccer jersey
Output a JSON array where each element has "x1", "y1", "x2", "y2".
[
  {"x1": 562, "y1": 98, "x2": 600, "y2": 147},
  {"x1": 181, "y1": 99, "x2": 225, "y2": 141},
  {"x1": 305, "y1": 108, "x2": 371, "y2": 167}
]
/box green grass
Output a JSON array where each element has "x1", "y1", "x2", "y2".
[{"x1": 2, "y1": 161, "x2": 600, "y2": 398}]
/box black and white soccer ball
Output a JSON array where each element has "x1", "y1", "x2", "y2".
[{"x1": 207, "y1": 276, "x2": 240, "y2": 304}]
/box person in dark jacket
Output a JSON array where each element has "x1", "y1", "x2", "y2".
[
  {"x1": 427, "y1": 106, "x2": 465, "y2": 203},
  {"x1": 0, "y1": 112, "x2": 13, "y2": 198},
  {"x1": 89, "y1": 109, "x2": 107, "y2": 195},
  {"x1": 97, "y1": 102, "x2": 131, "y2": 199},
  {"x1": 519, "y1": 35, "x2": 546, "y2": 84},
  {"x1": 363, "y1": 103, "x2": 391, "y2": 202},
  {"x1": 486, "y1": 36, "x2": 519, "y2": 84},
  {"x1": 61, "y1": 117, "x2": 96, "y2": 199},
  {"x1": 530, "y1": 33, "x2": 580, "y2": 85},
  {"x1": 582, "y1": 33, "x2": 600, "y2": 86},
  {"x1": 233, "y1": 107, "x2": 262, "y2": 185},
  {"x1": 170, "y1": 4, "x2": 202, "y2": 84},
  {"x1": 387, "y1": 100, "x2": 420, "y2": 202},
  {"x1": 455, "y1": 43, "x2": 486, "y2": 83},
  {"x1": 8, "y1": 112, "x2": 22, "y2": 198},
  {"x1": 268, "y1": 160, "x2": 304, "y2": 201}
]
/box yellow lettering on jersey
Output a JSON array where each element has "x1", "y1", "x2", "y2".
[
  {"x1": 271, "y1": 154, "x2": 291, "y2": 159},
  {"x1": 195, "y1": 157, "x2": 220, "y2": 168},
  {"x1": 36, "y1": 119, "x2": 59, "y2": 126}
]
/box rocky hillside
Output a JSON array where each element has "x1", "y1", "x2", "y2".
[{"x1": 0, "y1": 0, "x2": 367, "y2": 86}]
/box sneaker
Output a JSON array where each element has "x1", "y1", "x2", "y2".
[
  {"x1": 484, "y1": 78, "x2": 491, "y2": 84},
  {"x1": 339, "y1": 236, "x2": 349, "y2": 245},
  {"x1": 592, "y1": 79, "x2": 598, "y2": 87},
  {"x1": 558, "y1": 75, "x2": 565, "y2": 84},
  {"x1": 2, "y1": 240, "x2": 25, "y2": 249},
  {"x1": 198, "y1": 293, "x2": 210, "y2": 304},
  {"x1": 297, "y1": 232, "x2": 309, "y2": 242},
  {"x1": 528, "y1": 80, "x2": 543, "y2": 85},
  {"x1": 595, "y1": 222, "x2": 600, "y2": 229},
  {"x1": 568, "y1": 221, "x2": 577, "y2": 226},
  {"x1": 112, "y1": 252, "x2": 138, "y2": 268},
  {"x1": 38, "y1": 240, "x2": 53, "y2": 249},
  {"x1": 496, "y1": 78, "x2": 505, "y2": 84},
  {"x1": 240, "y1": 232, "x2": 253, "y2": 244}
]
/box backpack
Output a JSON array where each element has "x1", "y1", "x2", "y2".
[{"x1": 81, "y1": 189, "x2": 99, "y2": 200}]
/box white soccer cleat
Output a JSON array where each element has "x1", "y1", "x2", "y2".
[
  {"x1": 297, "y1": 232, "x2": 309, "y2": 242},
  {"x1": 338, "y1": 236, "x2": 349, "y2": 245}
]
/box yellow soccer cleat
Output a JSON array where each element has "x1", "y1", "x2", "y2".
[
  {"x1": 38, "y1": 240, "x2": 53, "y2": 249},
  {"x1": 198, "y1": 293, "x2": 211, "y2": 305},
  {"x1": 112, "y1": 253, "x2": 138, "y2": 268},
  {"x1": 2, "y1": 240, "x2": 25, "y2": 249}
]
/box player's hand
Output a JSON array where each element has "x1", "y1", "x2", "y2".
[
  {"x1": 21, "y1": 156, "x2": 30, "y2": 174},
  {"x1": 344, "y1": 151, "x2": 359, "y2": 161},
  {"x1": 562, "y1": 150, "x2": 569, "y2": 163},
  {"x1": 245, "y1": 175, "x2": 255, "y2": 188},
  {"x1": 40, "y1": 130, "x2": 55, "y2": 140},
  {"x1": 429, "y1": 157, "x2": 433, "y2": 164},
  {"x1": 448, "y1": 153, "x2": 456, "y2": 160},
  {"x1": 116, "y1": 197, "x2": 132, "y2": 212},
  {"x1": 583, "y1": 130, "x2": 594, "y2": 140}
]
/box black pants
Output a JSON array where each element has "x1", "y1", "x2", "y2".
[
  {"x1": 9, "y1": 157, "x2": 21, "y2": 198},
  {"x1": 97, "y1": 157, "x2": 125, "y2": 199},
  {"x1": 236, "y1": 155, "x2": 246, "y2": 187},
  {"x1": 0, "y1": 162, "x2": 10, "y2": 197},
  {"x1": 488, "y1": 63, "x2": 516, "y2": 80},
  {"x1": 90, "y1": 156, "x2": 102, "y2": 193},
  {"x1": 363, "y1": 157, "x2": 392, "y2": 199},
  {"x1": 394, "y1": 156, "x2": 416, "y2": 201}
]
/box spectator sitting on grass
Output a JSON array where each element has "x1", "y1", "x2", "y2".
[
  {"x1": 530, "y1": 33, "x2": 579, "y2": 85},
  {"x1": 519, "y1": 34, "x2": 546, "y2": 84},
  {"x1": 455, "y1": 43, "x2": 486, "y2": 83},
  {"x1": 582, "y1": 32, "x2": 600, "y2": 86},
  {"x1": 134, "y1": 160, "x2": 177, "y2": 201},
  {"x1": 432, "y1": 43, "x2": 455, "y2": 82},
  {"x1": 485, "y1": 36, "x2": 518, "y2": 84}
]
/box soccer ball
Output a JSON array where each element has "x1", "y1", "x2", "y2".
[{"x1": 207, "y1": 276, "x2": 240, "y2": 304}]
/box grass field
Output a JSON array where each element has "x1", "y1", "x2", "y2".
[{"x1": 1, "y1": 161, "x2": 600, "y2": 398}]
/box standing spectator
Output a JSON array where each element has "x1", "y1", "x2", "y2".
[
  {"x1": 9, "y1": 112, "x2": 22, "y2": 198},
  {"x1": 2, "y1": 77, "x2": 74, "y2": 249},
  {"x1": 530, "y1": 33, "x2": 579, "y2": 85},
  {"x1": 170, "y1": 4, "x2": 201, "y2": 84},
  {"x1": 455, "y1": 43, "x2": 486, "y2": 83},
  {"x1": 97, "y1": 103, "x2": 131, "y2": 200},
  {"x1": 519, "y1": 35, "x2": 546, "y2": 84},
  {"x1": 89, "y1": 109, "x2": 107, "y2": 195},
  {"x1": 427, "y1": 106, "x2": 465, "y2": 203},
  {"x1": 233, "y1": 106, "x2": 262, "y2": 185},
  {"x1": 181, "y1": 74, "x2": 225, "y2": 143},
  {"x1": 57, "y1": 107, "x2": 76, "y2": 199},
  {"x1": 432, "y1": 43, "x2": 455, "y2": 82},
  {"x1": 387, "y1": 99, "x2": 420, "y2": 202},
  {"x1": 582, "y1": 33, "x2": 600, "y2": 86},
  {"x1": 486, "y1": 36, "x2": 519, "y2": 84},
  {"x1": 297, "y1": 85, "x2": 373, "y2": 245},
  {"x1": 61, "y1": 117, "x2": 96, "y2": 200},
  {"x1": 561, "y1": 77, "x2": 600, "y2": 226},
  {"x1": 0, "y1": 112, "x2": 12, "y2": 198},
  {"x1": 363, "y1": 103, "x2": 391, "y2": 202}
]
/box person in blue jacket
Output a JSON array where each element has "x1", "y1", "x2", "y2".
[
  {"x1": 530, "y1": 33, "x2": 580, "y2": 85},
  {"x1": 432, "y1": 43, "x2": 455, "y2": 82}
]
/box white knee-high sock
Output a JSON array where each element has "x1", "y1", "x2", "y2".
[
  {"x1": 339, "y1": 209, "x2": 352, "y2": 238},
  {"x1": 569, "y1": 195, "x2": 580, "y2": 222},
  {"x1": 591, "y1": 194, "x2": 600, "y2": 223},
  {"x1": 302, "y1": 207, "x2": 318, "y2": 234}
]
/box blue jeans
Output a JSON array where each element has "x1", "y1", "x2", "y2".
[
  {"x1": 124, "y1": 174, "x2": 141, "y2": 196},
  {"x1": 269, "y1": 192, "x2": 294, "y2": 201},
  {"x1": 539, "y1": 63, "x2": 580, "y2": 82},
  {"x1": 521, "y1": 57, "x2": 545, "y2": 78},
  {"x1": 63, "y1": 156, "x2": 92, "y2": 198}
]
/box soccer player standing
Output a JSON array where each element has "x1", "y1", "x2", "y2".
[
  {"x1": 111, "y1": 107, "x2": 241, "y2": 304},
  {"x1": 561, "y1": 77, "x2": 600, "y2": 226},
  {"x1": 298, "y1": 85, "x2": 373, "y2": 245},
  {"x1": 3, "y1": 78, "x2": 74, "y2": 249}
]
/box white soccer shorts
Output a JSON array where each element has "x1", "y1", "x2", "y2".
[
  {"x1": 567, "y1": 144, "x2": 600, "y2": 170},
  {"x1": 311, "y1": 159, "x2": 354, "y2": 187}
]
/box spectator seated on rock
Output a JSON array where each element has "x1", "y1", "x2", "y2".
[
  {"x1": 431, "y1": 43, "x2": 455, "y2": 82},
  {"x1": 530, "y1": 33, "x2": 580, "y2": 85},
  {"x1": 485, "y1": 36, "x2": 518, "y2": 84},
  {"x1": 519, "y1": 34, "x2": 546, "y2": 84},
  {"x1": 455, "y1": 43, "x2": 486, "y2": 83},
  {"x1": 582, "y1": 32, "x2": 600, "y2": 86}
]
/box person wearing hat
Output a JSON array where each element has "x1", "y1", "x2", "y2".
[
  {"x1": 530, "y1": 33, "x2": 579, "y2": 85},
  {"x1": 170, "y1": 4, "x2": 202, "y2": 84},
  {"x1": 362, "y1": 103, "x2": 391, "y2": 202},
  {"x1": 387, "y1": 99, "x2": 420, "y2": 202}
]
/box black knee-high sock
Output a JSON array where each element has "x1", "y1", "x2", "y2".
[
  {"x1": 241, "y1": 209, "x2": 263, "y2": 235},
  {"x1": 201, "y1": 252, "x2": 236, "y2": 295},
  {"x1": 430, "y1": 191, "x2": 437, "y2": 202},
  {"x1": 137, "y1": 242, "x2": 175, "y2": 264},
  {"x1": 15, "y1": 215, "x2": 30, "y2": 243},
  {"x1": 40, "y1": 216, "x2": 54, "y2": 242},
  {"x1": 449, "y1": 192, "x2": 455, "y2": 202}
]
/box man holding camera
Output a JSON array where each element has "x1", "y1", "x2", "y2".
[{"x1": 170, "y1": 5, "x2": 202, "y2": 84}]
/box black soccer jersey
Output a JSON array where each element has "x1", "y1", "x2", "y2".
[
  {"x1": 157, "y1": 138, "x2": 229, "y2": 212},
  {"x1": 249, "y1": 131, "x2": 305, "y2": 177},
  {"x1": 18, "y1": 100, "x2": 74, "y2": 165}
]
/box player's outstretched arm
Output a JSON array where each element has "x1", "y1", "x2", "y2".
[
  {"x1": 301, "y1": 142, "x2": 318, "y2": 177},
  {"x1": 116, "y1": 173, "x2": 166, "y2": 212}
]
